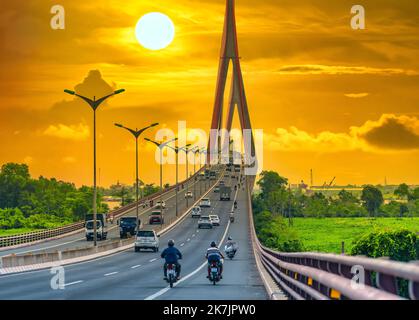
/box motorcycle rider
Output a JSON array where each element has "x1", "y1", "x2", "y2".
[
  {"x1": 234, "y1": 200, "x2": 237, "y2": 208},
  {"x1": 225, "y1": 236, "x2": 238, "y2": 255},
  {"x1": 206, "y1": 241, "x2": 224, "y2": 279},
  {"x1": 161, "y1": 239, "x2": 182, "y2": 280}
]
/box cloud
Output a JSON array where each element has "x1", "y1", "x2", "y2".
[
  {"x1": 264, "y1": 127, "x2": 365, "y2": 152},
  {"x1": 277, "y1": 65, "x2": 419, "y2": 76},
  {"x1": 73, "y1": 70, "x2": 115, "y2": 99},
  {"x1": 352, "y1": 114, "x2": 419, "y2": 150},
  {"x1": 265, "y1": 114, "x2": 419, "y2": 152},
  {"x1": 344, "y1": 93, "x2": 369, "y2": 98},
  {"x1": 43, "y1": 124, "x2": 90, "y2": 141}
]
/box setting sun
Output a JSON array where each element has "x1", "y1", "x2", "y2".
[{"x1": 135, "y1": 12, "x2": 175, "y2": 51}]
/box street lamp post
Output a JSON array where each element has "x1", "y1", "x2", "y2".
[
  {"x1": 144, "y1": 137, "x2": 178, "y2": 221},
  {"x1": 64, "y1": 88, "x2": 125, "y2": 246},
  {"x1": 166, "y1": 144, "x2": 191, "y2": 217},
  {"x1": 199, "y1": 148, "x2": 207, "y2": 195},
  {"x1": 179, "y1": 146, "x2": 194, "y2": 208},
  {"x1": 114, "y1": 122, "x2": 159, "y2": 233},
  {"x1": 193, "y1": 147, "x2": 201, "y2": 201}
]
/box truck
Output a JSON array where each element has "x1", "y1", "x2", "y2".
[
  {"x1": 220, "y1": 186, "x2": 231, "y2": 201},
  {"x1": 85, "y1": 213, "x2": 108, "y2": 241},
  {"x1": 118, "y1": 216, "x2": 140, "y2": 239}
]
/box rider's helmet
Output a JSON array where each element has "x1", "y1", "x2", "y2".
[
  {"x1": 210, "y1": 241, "x2": 217, "y2": 247},
  {"x1": 228, "y1": 236, "x2": 232, "y2": 241},
  {"x1": 168, "y1": 239, "x2": 175, "y2": 247}
]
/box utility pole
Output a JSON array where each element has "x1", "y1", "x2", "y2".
[
  {"x1": 288, "y1": 184, "x2": 293, "y2": 227},
  {"x1": 310, "y1": 169, "x2": 313, "y2": 188}
]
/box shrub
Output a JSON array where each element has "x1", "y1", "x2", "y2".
[
  {"x1": 254, "y1": 211, "x2": 304, "y2": 252},
  {"x1": 351, "y1": 229, "x2": 417, "y2": 298},
  {"x1": 350, "y1": 229, "x2": 418, "y2": 262}
]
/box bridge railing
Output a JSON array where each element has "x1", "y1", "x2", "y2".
[
  {"x1": 0, "y1": 166, "x2": 209, "y2": 249},
  {"x1": 246, "y1": 178, "x2": 419, "y2": 300}
]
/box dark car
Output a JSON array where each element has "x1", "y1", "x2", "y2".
[
  {"x1": 118, "y1": 217, "x2": 139, "y2": 238},
  {"x1": 149, "y1": 210, "x2": 164, "y2": 225}
]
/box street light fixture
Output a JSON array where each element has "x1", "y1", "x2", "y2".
[
  {"x1": 114, "y1": 122, "x2": 159, "y2": 233},
  {"x1": 64, "y1": 88, "x2": 125, "y2": 246},
  {"x1": 144, "y1": 137, "x2": 178, "y2": 220},
  {"x1": 166, "y1": 144, "x2": 191, "y2": 217}
]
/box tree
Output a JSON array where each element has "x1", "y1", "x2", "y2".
[
  {"x1": 399, "y1": 204, "x2": 409, "y2": 218},
  {"x1": 394, "y1": 183, "x2": 410, "y2": 200},
  {"x1": 409, "y1": 187, "x2": 419, "y2": 201},
  {"x1": 361, "y1": 185, "x2": 384, "y2": 217},
  {"x1": 257, "y1": 171, "x2": 288, "y2": 198},
  {"x1": 0, "y1": 163, "x2": 30, "y2": 209},
  {"x1": 338, "y1": 189, "x2": 358, "y2": 204}
]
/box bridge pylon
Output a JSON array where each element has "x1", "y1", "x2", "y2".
[{"x1": 207, "y1": 0, "x2": 255, "y2": 167}]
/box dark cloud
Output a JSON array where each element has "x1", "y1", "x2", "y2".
[{"x1": 356, "y1": 115, "x2": 419, "y2": 150}]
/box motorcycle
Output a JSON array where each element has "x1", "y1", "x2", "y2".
[
  {"x1": 234, "y1": 202, "x2": 237, "y2": 209},
  {"x1": 208, "y1": 261, "x2": 221, "y2": 285},
  {"x1": 229, "y1": 214, "x2": 235, "y2": 223},
  {"x1": 225, "y1": 244, "x2": 237, "y2": 259},
  {"x1": 166, "y1": 263, "x2": 178, "y2": 288}
]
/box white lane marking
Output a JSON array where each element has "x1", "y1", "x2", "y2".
[
  {"x1": 63, "y1": 280, "x2": 83, "y2": 287},
  {"x1": 104, "y1": 272, "x2": 118, "y2": 276},
  {"x1": 149, "y1": 258, "x2": 157, "y2": 263},
  {"x1": 131, "y1": 265, "x2": 141, "y2": 269},
  {"x1": 145, "y1": 213, "x2": 232, "y2": 300},
  {"x1": 180, "y1": 243, "x2": 185, "y2": 247}
]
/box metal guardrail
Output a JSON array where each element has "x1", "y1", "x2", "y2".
[
  {"x1": 0, "y1": 222, "x2": 85, "y2": 248},
  {"x1": 246, "y1": 177, "x2": 419, "y2": 300},
  {"x1": 0, "y1": 166, "x2": 208, "y2": 248}
]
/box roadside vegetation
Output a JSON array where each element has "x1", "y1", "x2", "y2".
[
  {"x1": 0, "y1": 163, "x2": 167, "y2": 236},
  {"x1": 252, "y1": 170, "x2": 419, "y2": 261},
  {"x1": 0, "y1": 163, "x2": 108, "y2": 235}
]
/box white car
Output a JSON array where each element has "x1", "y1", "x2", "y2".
[
  {"x1": 191, "y1": 206, "x2": 202, "y2": 218},
  {"x1": 135, "y1": 230, "x2": 160, "y2": 252},
  {"x1": 209, "y1": 215, "x2": 220, "y2": 226},
  {"x1": 199, "y1": 198, "x2": 211, "y2": 207},
  {"x1": 198, "y1": 216, "x2": 213, "y2": 229},
  {"x1": 155, "y1": 200, "x2": 166, "y2": 209},
  {"x1": 185, "y1": 191, "x2": 193, "y2": 198}
]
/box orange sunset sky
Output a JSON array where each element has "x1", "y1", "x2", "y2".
[{"x1": 0, "y1": 0, "x2": 418, "y2": 187}]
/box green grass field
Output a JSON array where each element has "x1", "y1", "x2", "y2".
[{"x1": 291, "y1": 217, "x2": 419, "y2": 254}]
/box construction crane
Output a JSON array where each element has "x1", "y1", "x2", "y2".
[{"x1": 327, "y1": 177, "x2": 336, "y2": 189}]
